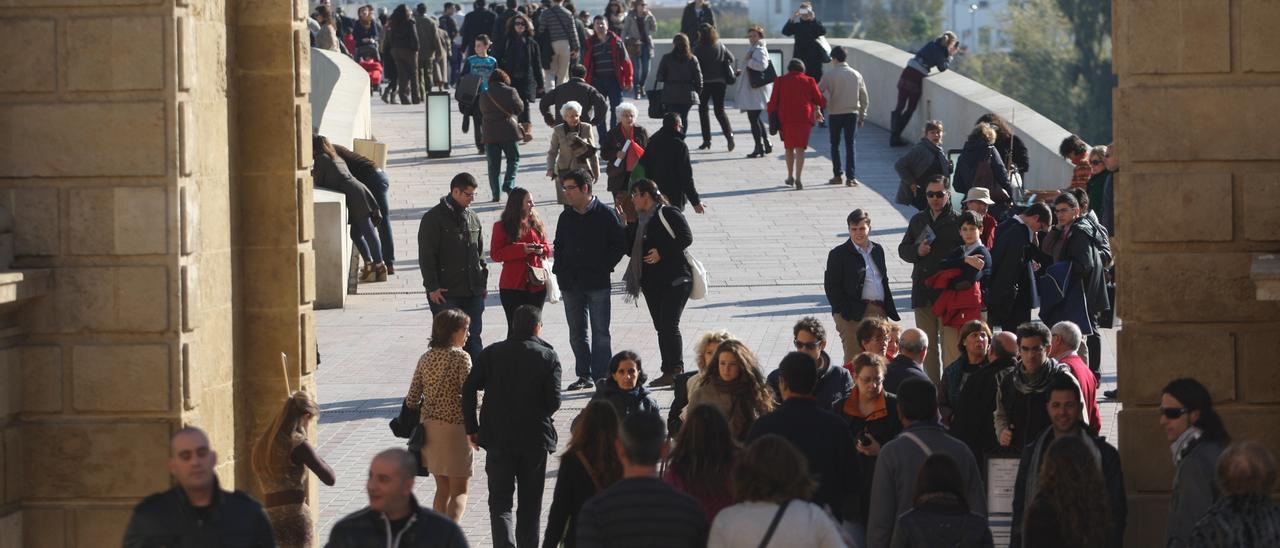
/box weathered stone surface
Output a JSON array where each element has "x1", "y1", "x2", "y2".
[
  {"x1": 66, "y1": 186, "x2": 170, "y2": 255},
  {"x1": 1124, "y1": 173, "x2": 1232, "y2": 242},
  {"x1": 297, "y1": 177, "x2": 313, "y2": 243},
  {"x1": 0, "y1": 350, "x2": 15, "y2": 419},
  {"x1": 20, "y1": 346, "x2": 62, "y2": 413},
  {"x1": 23, "y1": 421, "x2": 170, "y2": 498},
  {"x1": 1242, "y1": 0, "x2": 1280, "y2": 73},
  {"x1": 0, "y1": 512, "x2": 18, "y2": 548},
  {"x1": 73, "y1": 507, "x2": 132, "y2": 548},
  {"x1": 3, "y1": 0, "x2": 158, "y2": 5},
  {"x1": 239, "y1": 247, "x2": 302, "y2": 310},
  {"x1": 53, "y1": 266, "x2": 169, "y2": 333},
  {"x1": 1118, "y1": 0, "x2": 1230, "y2": 75},
  {"x1": 181, "y1": 264, "x2": 200, "y2": 332},
  {"x1": 23, "y1": 508, "x2": 65, "y2": 548},
  {"x1": 9, "y1": 187, "x2": 59, "y2": 256},
  {"x1": 236, "y1": 74, "x2": 302, "y2": 174},
  {"x1": 1117, "y1": 328, "x2": 1236, "y2": 404},
  {"x1": 1241, "y1": 174, "x2": 1280, "y2": 241},
  {"x1": 65, "y1": 16, "x2": 165, "y2": 91},
  {"x1": 71, "y1": 344, "x2": 171, "y2": 412},
  {"x1": 239, "y1": 173, "x2": 300, "y2": 248},
  {"x1": 299, "y1": 248, "x2": 315, "y2": 305},
  {"x1": 1123, "y1": 495, "x2": 1171, "y2": 548},
  {"x1": 1238, "y1": 329, "x2": 1280, "y2": 403},
  {"x1": 0, "y1": 19, "x2": 56, "y2": 92},
  {"x1": 237, "y1": 22, "x2": 297, "y2": 73},
  {"x1": 1116, "y1": 87, "x2": 1280, "y2": 162},
  {"x1": 1119, "y1": 252, "x2": 1280, "y2": 323},
  {"x1": 1118, "y1": 407, "x2": 1176, "y2": 492},
  {"x1": 0, "y1": 103, "x2": 166, "y2": 178}
]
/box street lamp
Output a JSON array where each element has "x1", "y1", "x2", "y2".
[
  {"x1": 425, "y1": 90, "x2": 451, "y2": 158},
  {"x1": 969, "y1": 3, "x2": 979, "y2": 53}
]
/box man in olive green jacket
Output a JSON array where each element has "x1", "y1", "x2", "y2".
[{"x1": 419, "y1": 172, "x2": 489, "y2": 357}]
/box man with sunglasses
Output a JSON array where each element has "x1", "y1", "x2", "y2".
[
  {"x1": 419, "y1": 173, "x2": 490, "y2": 358},
  {"x1": 897, "y1": 175, "x2": 961, "y2": 383},
  {"x1": 765, "y1": 317, "x2": 854, "y2": 409},
  {"x1": 994, "y1": 321, "x2": 1071, "y2": 451}
]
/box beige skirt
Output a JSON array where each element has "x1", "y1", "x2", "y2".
[{"x1": 422, "y1": 419, "x2": 473, "y2": 478}]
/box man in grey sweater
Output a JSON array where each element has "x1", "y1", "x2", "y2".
[
  {"x1": 819, "y1": 46, "x2": 869, "y2": 187},
  {"x1": 539, "y1": 0, "x2": 579, "y2": 86},
  {"x1": 866, "y1": 377, "x2": 987, "y2": 548}
]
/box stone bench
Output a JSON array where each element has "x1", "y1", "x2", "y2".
[{"x1": 313, "y1": 188, "x2": 350, "y2": 310}]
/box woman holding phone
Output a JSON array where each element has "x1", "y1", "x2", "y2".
[
  {"x1": 491, "y1": 187, "x2": 553, "y2": 327},
  {"x1": 833, "y1": 352, "x2": 902, "y2": 546}
]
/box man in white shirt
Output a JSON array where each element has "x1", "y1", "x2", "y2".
[{"x1": 824, "y1": 209, "x2": 901, "y2": 364}]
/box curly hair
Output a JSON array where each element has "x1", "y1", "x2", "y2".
[
  {"x1": 706, "y1": 340, "x2": 775, "y2": 434},
  {"x1": 734, "y1": 434, "x2": 816, "y2": 503},
  {"x1": 856, "y1": 318, "x2": 891, "y2": 349},
  {"x1": 1033, "y1": 435, "x2": 1110, "y2": 546},
  {"x1": 667, "y1": 404, "x2": 739, "y2": 501},
  {"x1": 694, "y1": 330, "x2": 734, "y2": 372}
]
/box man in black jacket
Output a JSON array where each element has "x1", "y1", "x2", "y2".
[
  {"x1": 123, "y1": 428, "x2": 275, "y2": 548},
  {"x1": 1056, "y1": 192, "x2": 1112, "y2": 378},
  {"x1": 747, "y1": 352, "x2": 858, "y2": 516},
  {"x1": 538, "y1": 64, "x2": 608, "y2": 128},
  {"x1": 679, "y1": 0, "x2": 715, "y2": 46},
  {"x1": 419, "y1": 173, "x2": 488, "y2": 358},
  {"x1": 825, "y1": 208, "x2": 901, "y2": 364},
  {"x1": 884, "y1": 327, "x2": 931, "y2": 395},
  {"x1": 987, "y1": 203, "x2": 1052, "y2": 332},
  {"x1": 553, "y1": 170, "x2": 627, "y2": 390},
  {"x1": 897, "y1": 175, "x2": 961, "y2": 382},
  {"x1": 1009, "y1": 377, "x2": 1126, "y2": 548},
  {"x1": 766, "y1": 317, "x2": 853, "y2": 409},
  {"x1": 327, "y1": 449, "x2": 470, "y2": 548},
  {"x1": 460, "y1": 0, "x2": 496, "y2": 55},
  {"x1": 463, "y1": 305, "x2": 562, "y2": 548}
]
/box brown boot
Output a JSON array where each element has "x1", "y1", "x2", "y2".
[{"x1": 520, "y1": 122, "x2": 534, "y2": 144}]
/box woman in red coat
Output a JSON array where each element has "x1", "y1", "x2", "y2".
[
  {"x1": 490, "y1": 187, "x2": 553, "y2": 327},
  {"x1": 767, "y1": 58, "x2": 826, "y2": 190}
]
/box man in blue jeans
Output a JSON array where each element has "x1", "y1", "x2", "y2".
[
  {"x1": 819, "y1": 46, "x2": 869, "y2": 187},
  {"x1": 419, "y1": 173, "x2": 490, "y2": 358},
  {"x1": 552, "y1": 170, "x2": 627, "y2": 390}
]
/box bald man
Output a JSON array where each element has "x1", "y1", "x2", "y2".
[
  {"x1": 327, "y1": 448, "x2": 468, "y2": 547},
  {"x1": 124, "y1": 427, "x2": 274, "y2": 547},
  {"x1": 884, "y1": 328, "x2": 932, "y2": 395}
]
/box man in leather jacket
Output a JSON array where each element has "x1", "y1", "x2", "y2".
[{"x1": 327, "y1": 449, "x2": 469, "y2": 547}]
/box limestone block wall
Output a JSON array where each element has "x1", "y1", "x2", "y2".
[{"x1": 1114, "y1": 1, "x2": 1280, "y2": 545}]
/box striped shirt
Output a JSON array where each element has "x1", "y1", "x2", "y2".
[{"x1": 576, "y1": 476, "x2": 708, "y2": 548}]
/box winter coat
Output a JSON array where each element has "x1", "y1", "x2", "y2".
[
  {"x1": 1038, "y1": 260, "x2": 1093, "y2": 334},
  {"x1": 539, "y1": 77, "x2": 609, "y2": 126},
  {"x1": 589, "y1": 378, "x2": 660, "y2": 420},
  {"x1": 622, "y1": 10, "x2": 656, "y2": 48},
  {"x1": 498, "y1": 35, "x2": 545, "y2": 96},
  {"x1": 656, "y1": 53, "x2": 703, "y2": 106},
  {"x1": 1010, "y1": 425, "x2": 1127, "y2": 548},
  {"x1": 765, "y1": 351, "x2": 853, "y2": 410},
  {"x1": 668, "y1": 370, "x2": 698, "y2": 435},
  {"x1": 460, "y1": 7, "x2": 496, "y2": 54},
  {"x1": 898, "y1": 206, "x2": 963, "y2": 308},
  {"x1": 884, "y1": 354, "x2": 931, "y2": 396},
  {"x1": 694, "y1": 41, "x2": 735, "y2": 84},
  {"x1": 833, "y1": 391, "x2": 903, "y2": 523},
  {"x1": 462, "y1": 335, "x2": 562, "y2": 452},
  {"x1": 326, "y1": 496, "x2": 468, "y2": 548},
  {"x1": 953, "y1": 136, "x2": 1012, "y2": 203},
  {"x1": 927, "y1": 268, "x2": 984, "y2": 329},
  {"x1": 988, "y1": 217, "x2": 1046, "y2": 329},
  {"x1": 122, "y1": 480, "x2": 275, "y2": 548},
  {"x1": 1058, "y1": 353, "x2": 1101, "y2": 434},
  {"x1": 894, "y1": 138, "x2": 952, "y2": 210},
  {"x1": 389, "y1": 18, "x2": 419, "y2": 51},
  {"x1": 747, "y1": 398, "x2": 859, "y2": 516},
  {"x1": 600, "y1": 124, "x2": 650, "y2": 193},
  {"x1": 890, "y1": 495, "x2": 994, "y2": 548},
  {"x1": 552, "y1": 196, "x2": 628, "y2": 291},
  {"x1": 825, "y1": 239, "x2": 902, "y2": 323},
  {"x1": 767, "y1": 70, "x2": 825, "y2": 126},
  {"x1": 734, "y1": 40, "x2": 773, "y2": 111},
  {"x1": 312, "y1": 153, "x2": 380, "y2": 224},
  {"x1": 417, "y1": 195, "x2": 488, "y2": 296},
  {"x1": 538, "y1": 5, "x2": 579, "y2": 48},
  {"x1": 479, "y1": 82, "x2": 525, "y2": 144},
  {"x1": 625, "y1": 205, "x2": 693, "y2": 290},
  {"x1": 1062, "y1": 215, "x2": 1112, "y2": 318},
  {"x1": 637, "y1": 126, "x2": 700, "y2": 210},
  {"x1": 782, "y1": 18, "x2": 828, "y2": 70},
  {"x1": 679, "y1": 3, "x2": 715, "y2": 41},
  {"x1": 993, "y1": 361, "x2": 1072, "y2": 450},
  {"x1": 1169, "y1": 439, "x2": 1227, "y2": 547},
  {"x1": 910, "y1": 40, "x2": 952, "y2": 74},
  {"x1": 942, "y1": 356, "x2": 1015, "y2": 462},
  {"x1": 547, "y1": 122, "x2": 600, "y2": 178},
  {"x1": 415, "y1": 15, "x2": 444, "y2": 59},
  {"x1": 584, "y1": 31, "x2": 634, "y2": 90},
  {"x1": 491, "y1": 220, "x2": 552, "y2": 292}
]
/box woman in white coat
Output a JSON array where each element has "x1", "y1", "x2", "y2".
[{"x1": 735, "y1": 25, "x2": 774, "y2": 158}]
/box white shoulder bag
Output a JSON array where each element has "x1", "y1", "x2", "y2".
[{"x1": 657, "y1": 208, "x2": 708, "y2": 300}]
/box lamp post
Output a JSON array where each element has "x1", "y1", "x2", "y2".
[
  {"x1": 425, "y1": 90, "x2": 452, "y2": 158},
  {"x1": 969, "y1": 3, "x2": 979, "y2": 53}
]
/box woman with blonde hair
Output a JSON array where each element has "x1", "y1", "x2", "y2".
[
  {"x1": 669, "y1": 330, "x2": 734, "y2": 434},
  {"x1": 405, "y1": 308, "x2": 474, "y2": 520},
  {"x1": 686, "y1": 339, "x2": 774, "y2": 439},
  {"x1": 252, "y1": 390, "x2": 336, "y2": 548}
]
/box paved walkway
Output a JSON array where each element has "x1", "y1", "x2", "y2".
[{"x1": 315, "y1": 95, "x2": 1121, "y2": 546}]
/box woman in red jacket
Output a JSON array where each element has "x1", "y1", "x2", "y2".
[
  {"x1": 767, "y1": 58, "x2": 826, "y2": 190},
  {"x1": 491, "y1": 187, "x2": 553, "y2": 327}
]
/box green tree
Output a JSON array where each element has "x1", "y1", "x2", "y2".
[{"x1": 859, "y1": 0, "x2": 944, "y2": 50}]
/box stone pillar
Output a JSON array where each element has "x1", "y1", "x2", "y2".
[{"x1": 1114, "y1": 1, "x2": 1280, "y2": 545}]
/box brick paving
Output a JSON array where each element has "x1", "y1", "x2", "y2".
[{"x1": 315, "y1": 95, "x2": 1121, "y2": 546}]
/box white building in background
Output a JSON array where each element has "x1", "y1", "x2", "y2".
[{"x1": 943, "y1": 0, "x2": 1011, "y2": 54}]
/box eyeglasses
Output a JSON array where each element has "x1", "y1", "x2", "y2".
[
  {"x1": 857, "y1": 377, "x2": 883, "y2": 386},
  {"x1": 459, "y1": 189, "x2": 476, "y2": 198},
  {"x1": 561, "y1": 185, "x2": 580, "y2": 192},
  {"x1": 1160, "y1": 407, "x2": 1190, "y2": 419},
  {"x1": 1018, "y1": 345, "x2": 1045, "y2": 352},
  {"x1": 926, "y1": 191, "x2": 947, "y2": 199},
  {"x1": 794, "y1": 340, "x2": 821, "y2": 350}
]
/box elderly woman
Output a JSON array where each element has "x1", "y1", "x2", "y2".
[
  {"x1": 952, "y1": 123, "x2": 1012, "y2": 214},
  {"x1": 833, "y1": 352, "x2": 901, "y2": 546},
  {"x1": 599, "y1": 102, "x2": 649, "y2": 223},
  {"x1": 736, "y1": 25, "x2": 774, "y2": 159},
  {"x1": 479, "y1": 69, "x2": 524, "y2": 202},
  {"x1": 624, "y1": 180, "x2": 695, "y2": 388},
  {"x1": 687, "y1": 339, "x2": 774, "y2": 440},
  {"x1": 546, "y1": 100, "x2": 600, "y2": 205},
  {"x1": 767, "y1": 58, "x2": 826, "y2": 190},
  {"x1": 404, "y1": 309, "x2": 474, "y2": 521},
  {"x1": 669, "y1": 330, "x2": 734, "y2": 435}
]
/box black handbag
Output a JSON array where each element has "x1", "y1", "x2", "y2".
[
  {"x1": 720, "y1": 47, "x2": 737, "y2": 86},
  {"x1": 647, "y1": 87, "x2": 665, "y2": 119},
  {"x1": 748, "y1": 59, "x2": 777, "y2": 89}
]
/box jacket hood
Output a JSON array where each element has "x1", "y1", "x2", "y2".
[{"x1": 597, "y1": 377, "x2": 650, "y2": 397}]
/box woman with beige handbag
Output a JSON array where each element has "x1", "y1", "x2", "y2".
[
  {"x1": 479, "y1": 69, "x2": 526, "y2": 202},
  {"x1": 491, "y1": 187, "x2": 553, "y2": 327}
]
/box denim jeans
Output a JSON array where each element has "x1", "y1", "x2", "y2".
[
  {"x1": 634, "y1": 42, "x2": 652, "y2": 96},
  {"x1": 486, "y1": 448, "x2": 547, "y2": 548},
  {"x1": 486, "y1": 140, "x2": 520, "y2": 199},
  {"x1": 429, "y1": 294, "x2": 485, "y2": 358},
  {"x1": 829, "y1": 113, "x2": 858, "y2": 178},
  {"x1": 593, "y1": 76, "x2": 623, "y2": 138},
  {"x1": 561, "y1": 288, "x2": 612, "y2": 381},
  {"x1": 642, "y1": 281, "x2": 691, "y2": 374},
  {"x1": 351, "y1": 215, "x2": 383, "y2": 264},
  {"x1": 367, "y1": 169, "x2": 395, "y2": 265}
]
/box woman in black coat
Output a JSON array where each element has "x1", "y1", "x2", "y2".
[
  {"x1": 693, "y1": 24, "x2": 735, "y2": 151},
  {"x1": 623, "y1": 180, "x2": 694, "y2": 387},
  {"x1": 387, "y1": 4, "x2": 421, "y2": 104},
  {"x1": 953, "y1": 123, "x2": 1013, "y2": 215},
  {"x1": 655, "y1": 33, "x2": 703, "y2": 130},
  {"x1": 498, "y1": 13, "x2": 544, "y2": 142},
  {"x1": 781, "y1": 2, "x2": 827, "y2": 85},
  {"x1": 636, "y1": 113, "x2": 703, "y2": 212},
  {"x1": 589, "y1": 351, "x2": 660, "y2": 419}
]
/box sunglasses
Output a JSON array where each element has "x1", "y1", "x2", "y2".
[
  {"x1": 1089, "y1": 160, "x2": 1103, "y2": 166},
  {"x1": 926, "y1": 191, "x2": 947, "y2": 199},
  {"x1": 1160, "y1": 407, "x2": 1190, "y2": 419},
  {"x1": 794, "y1": 340, "x2": 821, "y2": 350}
]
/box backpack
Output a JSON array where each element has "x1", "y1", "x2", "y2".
[{"x1": 972, "y1": 146, "x2": 1010, "y2": 204}]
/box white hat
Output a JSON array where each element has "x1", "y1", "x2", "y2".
[{"x1": 964, "y1": 187, "x2": 996, "y2": 205}]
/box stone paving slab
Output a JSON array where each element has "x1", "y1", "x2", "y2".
[{"x1": 315, "y1": 94, "x2": 1120, "y2": 546}]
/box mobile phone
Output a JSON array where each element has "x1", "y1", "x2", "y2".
[{"x1": 858, "y1": 433, "x2": 872, "y2": 446}]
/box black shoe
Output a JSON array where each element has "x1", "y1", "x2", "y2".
[
  {"x1": 726, "y1": 136, "x2": 735, "y2": 152},
  {"x1": 648, "y1": 373, "x2": 677, "y2": 388},
  {"x1": 747, "y1": 147, "x2": 764, "y2": 159},
  {"x1": 567, "y1": 377, "x2": 594, "y2": 391},
  {"x1": 697, "y1": 141, "x2": 712, "y2": 150},
  {"x1": 763, "y1": 141, "x2": 773, "y2": 154},
  {"x1": 1103, "y1": 389, "x2": 1118, "y2": 400}
]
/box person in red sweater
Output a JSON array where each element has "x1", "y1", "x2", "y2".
[
  {"x1": 767, "y1": 58, "x2": 826, "y2": 190},
  {"x1": 490, "y1": 187, "x2": 553, "y2": 327},
  {"x1": 1047, "y1": 320, "x2": 1101, "y2": 434}
]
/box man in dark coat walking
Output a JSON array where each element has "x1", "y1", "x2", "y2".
[
  {"x1": 419, "y1": 173, "x2": 489, "y2": 358},
  {"x1": 897, "y1": 175, "x2": 961, "y2": 382},
  {"x1": 987, "y1": 202, "x2": 1052, "y2": 332},
  {"x1": 825, "y1": 208, "x2": 901, "y2": 364},
  {"x1": 460, "y1": 0, "x2": 496, "y2": 55},
  {"x1": 638, "y1": 113, "x2": 704, "y2": 212}
]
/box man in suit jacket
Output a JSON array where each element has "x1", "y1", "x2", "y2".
[
  {"x1": 825, "y1": 209, "x2": 901, "y2": 365},
  {"x1": 884, "y1": 328, "x2": 931, "y2": 396},
  {"x1": 987, "y1": 202, "x2": 1052, "y2": 332}
]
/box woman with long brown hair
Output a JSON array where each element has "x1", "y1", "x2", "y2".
[
  {"x1": 693, "y1": 23, "x2": 735, "y2": 151},
  {"x1": 491, "y1": 186, "x2": 552, "y2": 327},
  {"x1": 405, "y1": 308, "x2": 474, "y2": 521},
  {"x1": 1022, "y1": 435, "x2": 1111, "y2": 548},
  {"x1": 252, "y1": 390, "x2": 336, "y2": 548},
  {"x1": 498, "y1": 13, "x2": 544, "y2": 142},
  {"x1": 544, "y1": 400, "x2": 624, "y2": 548},
  {"x1": 686, "y1": 339, "x2": 774, "y2": 439},
  {"x1": 664, "y1": 404, "x2": 739, "y2": 521},
  {"x1": 669, "y1": 329, "x2": 734, "y2": 435},
  {"x1": 655, "y1": 32, "x2": 703, "y2": 130}
]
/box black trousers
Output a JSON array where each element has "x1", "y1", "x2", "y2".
[
  {"x1": 642, "y1": 280, "x2": 692, "y2": 374},
  {"x1": 747, "y1": 109, "x2": 770, "y2": 150},
  {"x1": 499, "y1": 288, "x2": 546, "y2": 329},
  {"x1": 698, "y1": 82, "x2": 732, "y2": 143},
  {"x1": 486, "y1": 448, "x2": 548, "y2": 548}
]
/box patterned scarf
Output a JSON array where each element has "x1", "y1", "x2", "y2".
[
  {"x1": 623, "y1": 206, "x2": 656, "y2": 303},
  {"x1": 1008, "y1": 359, "x2": 1067, "y2": 395}
]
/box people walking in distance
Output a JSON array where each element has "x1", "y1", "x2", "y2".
[
  {"x1": 252, "y1": 391, "x2": 336, "y2": 547},
  {"x1": 1019, "y1": 435, "x2": 1113, "y2": 548},
  {"x1": 624, "y1": 180, "x2": 694, "y2": 387},
  {"x1": 637, "y1": 113, "x2": 704, "y2": 212},
  {"x1": 987, "y1": 202, "x2": 1051, "y2": 332},
  {"x1": 404, "y1": 309, "x2": 475, "y2": 522},
  {"x1": 820, "y1": 45, "x2": 868, "y2": 187},
  {"x1": 442, "y1": 3, "x2": 463, "y2": 84},
  {"x1": 686, "y1": 339, "x2": 774, "y2": 440},
  {"x1": 575, "y1": 412, "x2": 710, "y2": 547},
  {"x1": 325, "y1": 449, "x2": 469, "y2": 547},
  {"x1": 491, "y1": 188, "x2": 552, "y2": 327},
  {"x1": 621, "y1": 0, "x2": 656, "y2": 98},
  {"x1": 834, "y1": 352, "x2": 902, "y2": 545},
  {"x1": 123, "y1": 428, "x2": 275, "y2": 547},
  {"x1": 679, "y1": 0, "x2": 715, "y2": 44},
  {"x1": 1162, "y1": 378, "x2": 1231, "y2": 548},
  {"x1": 388, "y1": 4, "x2": 423, "y2": 104},
  {"x1": 693, "y1": 24, "x2": 736, "y2": 151},
  {"x1": 931, "y1": 210, "x2": 992, "y2": 367},
  {"x1": 539, "y1": 64, "x2": 609, "y2": 130},
  {"x1": 553, "y1": 170, "x2": 627, "y2": 389},
  {"x1": 480, "y1": 69, "x2": 525, "y2": 201},
  {"x1": 489, "y1": 0, "x2": 520, "y2": 58},
  {"x1": 583, "y1": 15, "x2": 633, "y2": 137},
  {"x1": 995, "y1": 322, "x2": 1073, "y2": 451},
  {"x1": 544, "y1": 401, "x2": 624, "y2": 548},
  {"x1": 589, "y1": 350, "x2": 660, "y2": 419},
  {"x1": 415, "y1": 3, "x2": 447, "y2": 91},
  {"x1": 962, "y1": 187, "x2": 997, "y2": 248},
  {"x1": 888, "y1": 32, "x2": 957, "y2": 147},
  {"x1": 1189, "y1": 441, "x2": 1280, "y2": 546},
  {"x1": 866, "y1": 377, "x2": 987, "y2": 548},
  {"x1": 419, "y1": 172, "x2": 488, "y2": 359},
  {"x1": 496, "y1": 13, "x2": 544, "y2": 143},
  {"x1": 538, "y1": 0, "x2": 579, "y2": 86},
  {"x1": 461, "y1": 35, "x2": 499, "y2": 152},
  {"x1": 1047, "y1": 321, "x2": 1101, "y2": 430},
  {"x1": 890, "y1": 454, "x2": 994, "y2": 548},
  {"x1": 894, "y1": 120, "x2": 951, "y2": 211},
  {"x1": 884, "y1": 327, "x2": 931, "y2": 396},
  {"x1": 462, "y1": 305, "x2": 562, "y2": 548},
  {"x1": 765, "y1": 317, "x2": 852, "y2": 409},
  {"x1": 1059, "y1": 134, "x2": 1091, "y2": 190},
  {"x1": 708, "y1": 434, "x2": 846, "y2": 548},
  {"x1": 461, "y1": 0, "x2": 497, "y2": 56},
  {"x1": 952, "y1": 123, "x2": 1012, "y2": 217},
  {"x1": 663, "y1": 404, "x2": 739, "y2": 520},
  {"x1": 769, "y1": 58, "x2": 826, "y2": 189},
  {"x1": 897, "y1": 175, "x2": 961, "y2": 381},
  {"x1": 313, "y1": 135, "x2": 387, "y2": 284},
  {"x1": 546, "y1": 101, "x2": 600, "y2": 204},
  {"x1": 1010, "y1": 377, "x2": 1125, "y2": 548},
  {"x1": 669, "y1": 330, "x2": 734, "y2": 435},
  {"x1": 599, "y1": 102, "x2": 649, "y2": 222},
  {"x1": 329, "y1": 139, "x2": 397, "y2": 275},
  {"x1": 655, "y1": 33, "x2": 703, "y2": 130},
  {"x1": 781, "y1": 2, "x2": 828, "y2": 88},
  {"x1": 826, "y1": 208, "x2": 901, "y2": 364},
  {"x1": 603, "y1": 1, "x2": 626, "y2": 35},
  {"x1": 353, "y1": 5, "x2": 382, "y2": 60},
  {"x1": 736, "y1": 25, "x2": 775, "y2": 159},
  {"x1": 314, "y1": 5, "x2": 342, "y2": 52}
]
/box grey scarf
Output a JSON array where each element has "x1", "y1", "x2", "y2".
[
  {"x1": 1171, "y1": 425, "x2": 1204, "y2": 466},
  {"x1": 624, "y1": 206, "x2": 657, "y2": 303}
]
